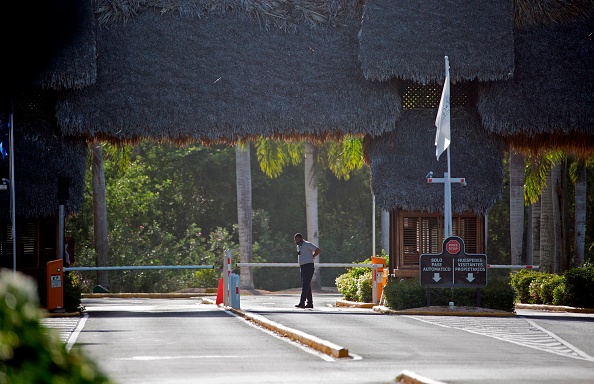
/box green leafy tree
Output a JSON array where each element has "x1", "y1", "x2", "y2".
[{"x1": 255, "y1": 136, "x2": 368, "y2": 288}]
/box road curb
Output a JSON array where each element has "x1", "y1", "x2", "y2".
[
  {"x1": 395, "y1": 370, "x2": 447, "y2": 384},
  {"x1": 82, "y1": 292, "x2": 213, "y2": 299},
  {"x1": 202, "y1": 297, "x2": 349, "y2": 358},
  {"x1": 515, "y1": 303, "x2": 594, "y2": 313},
  {"x1": 336, "y1": 299, "x2": 375, "y2": 308}
]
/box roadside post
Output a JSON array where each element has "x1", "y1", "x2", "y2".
[{"x1": 223, "y1": 249, "x2": 232, "y2": 307}]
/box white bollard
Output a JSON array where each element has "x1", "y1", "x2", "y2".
[{"x1": 223, "y1": 250, "x2": 232, "y2": 307}]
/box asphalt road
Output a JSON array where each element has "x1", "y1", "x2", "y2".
[{"x1": 42, "y1": 294, "x2": 594, "y2": 384}]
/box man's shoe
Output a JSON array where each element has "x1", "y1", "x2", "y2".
[
  {"x1": 295, "y1": 304, "x2": 306, "y2": 308},
  {"x1": 305, "y1": 304, "x2": 313, "y2": 308}
]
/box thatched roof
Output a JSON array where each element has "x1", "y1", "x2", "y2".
[
  {"x1": 0, "y1": 94, "x2": 87, "y2": 220},
  {"x1": 358, "y1": 0, "x2": 514, "y2": 84},
  {"x1": 3, "y1": 0, "x2": 96, "y2": 94},
  {"x1": 513, "y1": 0, "x2": 594, "y2": 28},
  {"x1": 477, "y1": 18, "x2": 594, "y2": 155},
  {"x1": 364, "y1": 108, "x2": 505, "y2": 215},
  {"x1": 34, "y1": 0, "x2": 97, "y2": 91},
  {"x1": 56, "y1": 0, "x2": 400, "y2": 144}
]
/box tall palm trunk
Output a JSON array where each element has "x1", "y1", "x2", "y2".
[
  {"x1": 574, "y1": 160, "x2": 587, "y2": 267},
  {"x1": 509, "y1": 150, "x2": 525, "y2": 265},
  {"x1": 551, "y1": 164, "x2": 562, "y2": 273},
  {"x1": 236, "y1": 143, "x2": 254, "y2": 290},
  {"x1": 304, "y1": 141, "x2": 321, "y2": 290},
  {"x1": 92, "y1": 143, "x2": 109, "y2": 288},
  {"x1": 540, "y1": 169, "x2": 554, "y2": 273},
  {"x1": 530, "y1": 198, "x2": 541, "y2": 266}
]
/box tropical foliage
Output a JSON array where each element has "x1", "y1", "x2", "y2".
[
  {"x1": 67, "y1": 141, "x2": 376, "y2": 292},
  {"x1": 66, "y1": 140, "x2": 593, "y2": 293},
  {"x1": 0, "y1": 269, "x2": 111, "y2": 383},
  {"x1": 509, "y1": 264, "x2": 594, "y2": 308}
]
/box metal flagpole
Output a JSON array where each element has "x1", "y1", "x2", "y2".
[
  {"x1": 444, "y1": 148, "x2": 452, "y2": 238},
  {"x1": 372, "y1": 193, "x2": 376, "y2": 256},
  {"x1": 428, "y1": 56, "x2": 465, "y2": 240}
]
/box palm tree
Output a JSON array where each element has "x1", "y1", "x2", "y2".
[
  {"x1": 539, "y1": 168, "x2": 554, "y2": 273},
  {"x1": 573, "y1": 159, "x2": 587, "y2": 267},
  {"x1": 235, "y1": 142, "x2": 254, "y2": 289},
  {"x1": 255, "y1": 136, "x2": 366, "y2": 290},
  {"x1": 304, "y1": 141, "x2": 321, "y2": 289},
  {"x1": 92, "y1": 143, "x2": 109, "y2": 288},
  {"x1": 528, "y1": 198, "x2": 541, "y2": 266},
  {"x1": 509, "y1": 149, "x2": 525, "y2": 265},
  {"x1": 551, "y1": 163, "x2": 563, "y2": 273}
]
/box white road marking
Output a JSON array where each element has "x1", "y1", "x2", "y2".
[
  {"x1": 407, "y1": 315, "x2": 594, "y2": 362},
  {"x1": 116, "y1": 355, "x2": 242, "y2": 361},
  {"x1": 66, "y1": 312, "x2": 88, "y2": 352}
]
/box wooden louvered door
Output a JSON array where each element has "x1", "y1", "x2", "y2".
[
  {"x1": 8, "y1": 218, "x2": 58, "y2": 271},
  {"x1": 392, "y1": 210, "x2": 484, "y2": 278},
  {"x1": 18, "y1": 220, "x2": 38, "y2": 269},
  {"x1": 452, "y1": 216, "x2": 482, "y2": 254}
]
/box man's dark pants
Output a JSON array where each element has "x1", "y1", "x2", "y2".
[{"x1": 299, "y1": 262, "x2": 315, "y2": 305}]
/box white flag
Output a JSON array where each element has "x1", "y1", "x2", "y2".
[{"x1": 435, "y1": 56, "x2": 450, "y2": 161}]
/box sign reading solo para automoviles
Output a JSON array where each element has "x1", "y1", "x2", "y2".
[{"x1": 420, "y1": 236, "x2": 487, "y2": 288}]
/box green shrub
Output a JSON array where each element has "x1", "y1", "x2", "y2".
[
  {"x1": 527, "y1": 273, "x2": 556, "y2": 304},
  {"x1": 0, "y1": 268, "x2": 112, "y2": 383},
  {"x1": 510, "y1": 269, "x2": 544, "y2": 303},
  {"x1": 540, "y1": 274, "x2": 564, "y2": 305},
  {"x1": 480, "y1": 277, "x2": 516, "y2": 311},
  {"x1": 355, "y1": 270, "x2": 373, "y2": 303},
  {"x1": 383, "y1": 275, "x2": 515, "y2": 312},
  {"x1": 383, "y1": 278, "x2": 426, "y2": 310},
  {"x1": 552, "y1": 281, "x2": 568, "y2": 305},
  {"x1": 64, "y1": 272, "x2": 84, "y2": 313},
  {"x1": 336, "y1": 268, "x2": 361, "y2": 301},
  {"x1": 562, "y1": 264, "x2": 594, "y2": 308},
  {"x1": 336, "y1": 264, "x2": 372, "y2": 302}
]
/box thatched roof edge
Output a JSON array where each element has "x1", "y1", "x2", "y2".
[{"x1": 477, "y1": 19, "x2": 594, "y2": 144}]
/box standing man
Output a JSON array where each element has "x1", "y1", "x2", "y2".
[{"x1": 294, "y1": 233, "x2": 320, "y2": 309}]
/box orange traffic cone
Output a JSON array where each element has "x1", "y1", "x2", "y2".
[{"x1": 215, "y1": 278, "x2": 223, "y2": 305}]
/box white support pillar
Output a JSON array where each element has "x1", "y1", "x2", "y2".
[{"x1": 372, "y1": 264, "x2": 380, "y2": 304}]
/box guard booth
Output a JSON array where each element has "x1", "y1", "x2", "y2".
[
  {"x1": 389, "y1": 210, "x2": 485, "y2": 279},
  {"x1": 46, "y1": 259, "x2": 64, "y2": 312}
]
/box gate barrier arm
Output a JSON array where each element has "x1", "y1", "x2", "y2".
[
  {"x1": 64, "y1": 265, "x2": 214, "y2": 271},
  {"x1": 235, "y1": 262, "x2": 382, "y2": 304}
]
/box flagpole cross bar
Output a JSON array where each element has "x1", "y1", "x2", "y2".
[{"x1": 427, "y1": 177, "x2": 467, "y2": 186}]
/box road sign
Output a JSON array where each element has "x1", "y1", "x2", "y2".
[{"x1": 420, "y1": 236, "x2": 487, "y2": 288}]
